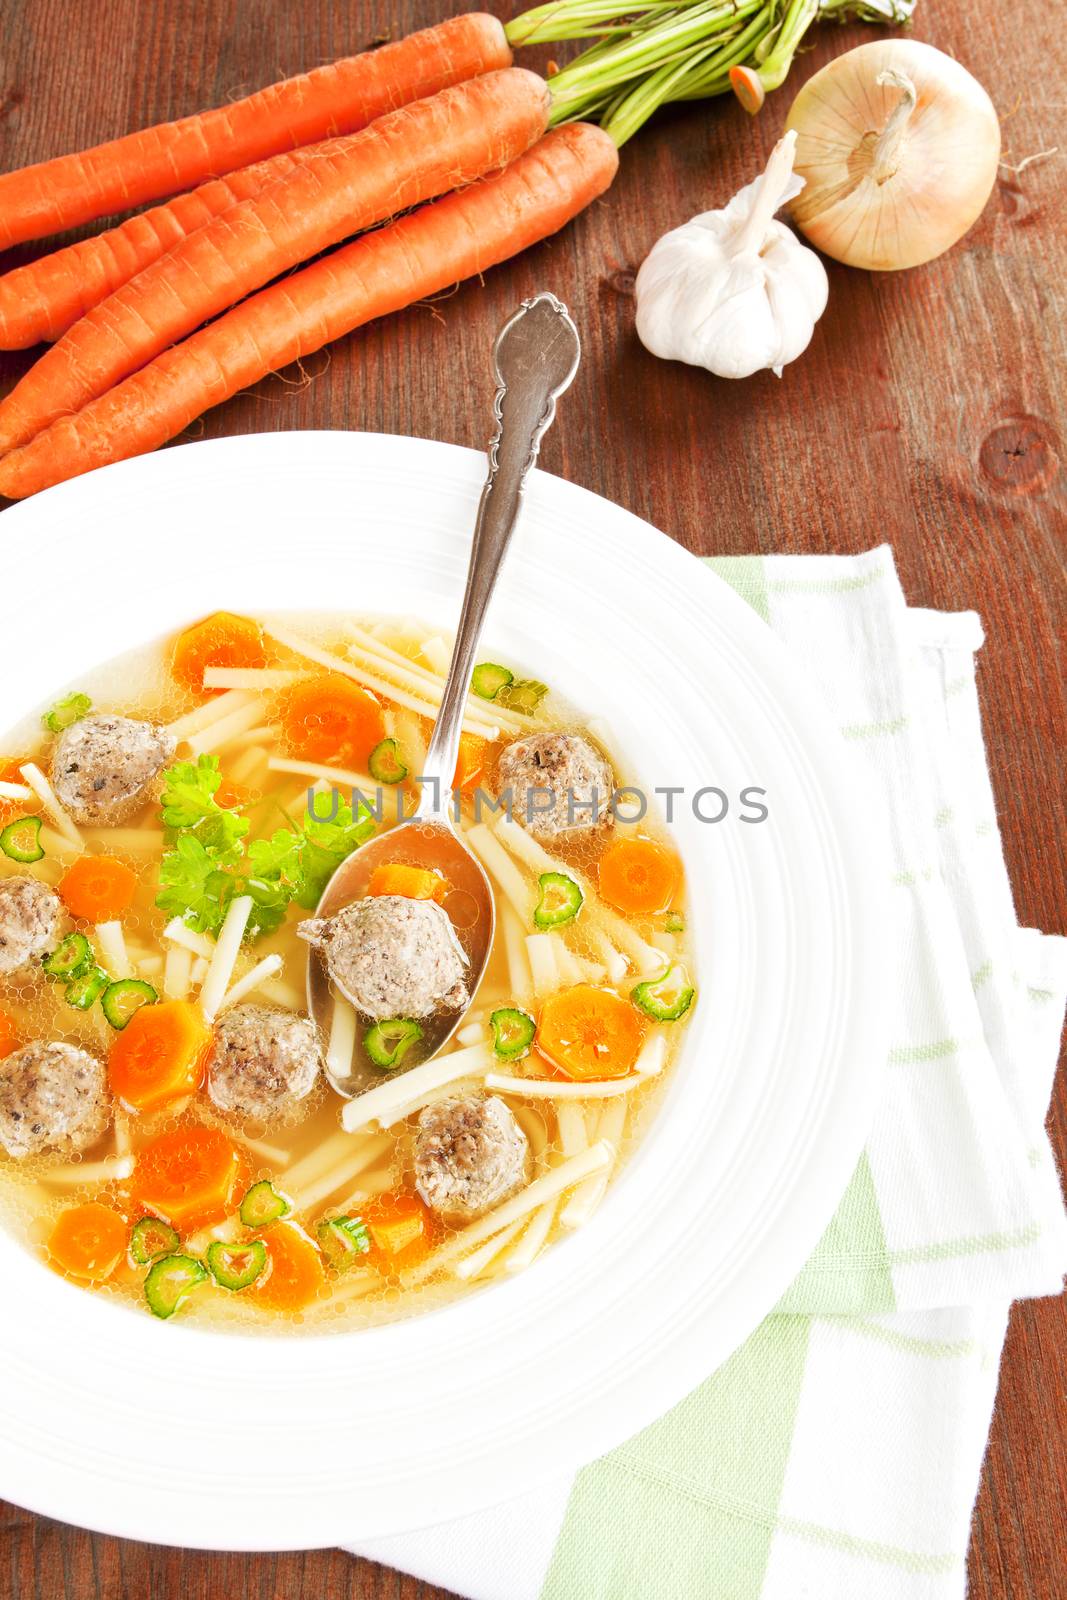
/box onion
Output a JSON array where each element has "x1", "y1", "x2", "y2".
[{"x1": 784, "y1": 39, "x2": 1000, "y2": 271}]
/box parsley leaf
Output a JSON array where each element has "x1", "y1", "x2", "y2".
[
  {"x1": 156, "y1": 759, "x2": 374, "y2": 941},
  {"x1": 156, "y1": 832, "x2": 238, "y2": 935}
]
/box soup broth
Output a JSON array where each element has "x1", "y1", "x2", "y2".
[{"x1": 0, "y1": 612, "x2": 694, "y2": 1332}]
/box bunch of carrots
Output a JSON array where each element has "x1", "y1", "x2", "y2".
[
  {"x1": 0, "y1": 13, "x2": 618, "y2": 498},
  {"x1": 0, "y1": 2, "x2": 910, "y2": 499}
]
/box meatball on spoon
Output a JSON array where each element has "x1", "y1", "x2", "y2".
[{"x1": 304, "y1": 293, "x2": 581, "y2": 1098}]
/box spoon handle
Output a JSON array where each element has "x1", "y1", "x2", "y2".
[{"x1": 417, "y1": 292, "x2": 581, "y2": 817}]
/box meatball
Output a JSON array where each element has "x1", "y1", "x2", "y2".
[
  {"x1": 51, "y1": 714, "x2": 177, "y2": 826},
  {"x1": 0, "y1": 877, "x2": 63, "y2": 978},
  {"x1": 299, "y1": 895, "x2": 469, "y2": 1021},
  {"x1": 207, "y1": 1004, "x2": 321, "y2": 1122},
  {"x1": 497, "y1": 731, "x2": 614, "y2": 838},
  {"x1": 0, "y1": 1041, "x2": 109, "y2": 1160},
  {"x1": 414, "y1": 1094, "x2": 530, "y2": 1221}
]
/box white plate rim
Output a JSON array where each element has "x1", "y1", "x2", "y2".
[{"x1": 0, "y1": 432, "x2": 889, "y2": 1549}]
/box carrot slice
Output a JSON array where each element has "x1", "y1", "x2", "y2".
[
  {"x1": 454, "y1": 733, "x2": 489, "y2": 794},
  {"x1": 363, "y1": 1190, "x2": 435, "y2": 1271},
  {"x1": 48, "y1": 1202, "x2": 127, "y2": 1282},
  {"x1": 108, "y1": 1000, "x2": 211, "y2": 1113},
  {"x1": 597, "y1": 837, "x2": 680, "y2": 916},
  {"x1": 59, "y1": 856, "x2": 139, "y2": 922},
  {"x1": 367, "y1": 864, "x2": 449, "y2": 903},
  {"x1": 280, "y1": 673, "x2": 386, "y2": 769},
  {"x1": 253, "y1": 1221, "x2": 326, "y2": 1311},
  {"x1": 536, "y1": 984, "x2": 645, "y2": 1081},
  {"x1": 0, "y1": 757, "x2": 29, "y2": 824},
  {"x1": 172, "y1": 612, "x2": 267, "y2": 696},
  {"x1": 0, "y1": 1005, "x2": 18, "y2": 1059},
  {"x1": 129, "y1": 1125, "x2": 249, "y2": 1232}
]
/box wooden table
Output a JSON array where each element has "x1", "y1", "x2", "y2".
[{"x1": 0, "y1": 0, "x2": 1063, "y2": 1594}]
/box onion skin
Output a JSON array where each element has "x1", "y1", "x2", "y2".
[{"x1": 785, "y1": 40, "x2": 1001, "y2": 272}]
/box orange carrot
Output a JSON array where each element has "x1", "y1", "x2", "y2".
[
  {"x1": 171, "y1": 611, "x2": 267, "y2": 696},
  {"x1": 47, "y1": 1202, "x2": 127, "y2": 1282},
  {"x1": 536, "y1": 984, "x2": 645, "y2": 1081},
  {"x1": 0, "y1": 756, "x2": 30, "y2": 823},
  {"x1": 0, "y1": 69, "x2": 549, "y2": 454},
  {"x1": 0, "y1": 1005, "x2": 19, "y2": 1059},
  {"x1": 253, "y1": 1221, "x2": 326, "y2": 1311},
  {"x1": 454, "y1": 733, "x2": 489, "y2": 794},
  {"x1": 364, "y1": 1191, "x2": 435, "y2": 1271},
  {"x1": 597, "y1": 836, "x2": 680, "y2": 916},
  {"x1": 367, "y1": 864, "x2": 449, "y2": 902},
  {"x1": 129, "y1": 1125, "x2": 249, "y2": 1231},
  {"x1": 108, "y1": 1000, "x2": 212, "y2": 1113},
  {"x1": 280, "y1": 674, "x2": 386, "y2": 769},
  {"x1": 0, "y1": 151, "x2": 316, "y2": 350},
  {"x1": 0, "y1": 14, "x2": 512, "y2": 250},
  {"x1": 59, "y1": 856, "x2": 139, "y2": 922},
  {"x1": 0, "y1": 125, "x2": 618, "y2": 498}
]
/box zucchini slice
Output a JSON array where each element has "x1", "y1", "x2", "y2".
[
  {"x1": 368, "y1": 737, "x2": 408, "y2": 786},
  {"x1": 64, "y1": 966, "x2": 109, "y2": 1011},
  {"x1": 364, "y1": 1017, "x2": 423, "y2": 1071},
  {"x1": 238, "y1": 1179, "x2": 292, "y2": 1229},
  {"x1": 0, "y1": 815, "x2": 44, "y2": 864},
  {"x1": 43, "y1": 932, "x2": 93, "y2": 982},
  {"x1": 101, "y1": 978, "x2": 158, "y2": 1030},
  {"x1": 471, "y1": 663, "x2": 514, "y2": 701},
  {"x1": 206, "y1": 1239, "x2": 268, "y2": 1292},
  {"x1": 143, "y1": 1253, "x2": 208, "y2": 1320},
  {"x1": 490, "y1": 1007, "x2": 536, "y2": 1062},
  {"x1": 534, "y1": 871, "x2": 583, "y2": 929},
  {"x1": 631, "y1": 962, "x2": 695, "y2": 1023},
  {"x1": 130, "y1": 1216, "x2": 180, "y2": 1266}
]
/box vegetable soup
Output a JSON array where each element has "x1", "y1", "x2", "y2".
[{"x1": 0, "y1": 612, "x2": 695, "y2": 1331}]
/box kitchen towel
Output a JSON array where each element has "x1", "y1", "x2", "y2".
[{"x1": 347, "y1": 546, "x2": 1067, "y2": 1599}]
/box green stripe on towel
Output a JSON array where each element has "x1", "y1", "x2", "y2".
[
  {"x1": 703, "y1": 556, "x2": 770, "y2": 625},
  {"x1": 777, "y1": 1154, "x2": 895, "y2": 1315},
  {"x1": 542, "y1": 1318, "x2": 812, "y2": 1600}
]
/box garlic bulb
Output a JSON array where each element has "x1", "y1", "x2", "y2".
[
  {"x1": 785, "y1": 40, "x2": 1000, "y2": 271},
  {"x1": 634, "y1": 131, "x2": 828, "y2": 380}
]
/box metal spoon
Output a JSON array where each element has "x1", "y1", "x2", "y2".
[{"x1": 306, "y1": 292, "x2": 582, "y2": 1098}]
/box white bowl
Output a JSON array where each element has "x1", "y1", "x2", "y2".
[{"x1": 0, "y1": 433, "x2": 887, "y2": 1549}]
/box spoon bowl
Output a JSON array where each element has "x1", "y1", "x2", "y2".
[
  {"x1": 306, "y1": 816, "x2": 495, "y2": 1097},
  {"x1": 307, "y1": 292, "x2": 582, "y2": 1097}
]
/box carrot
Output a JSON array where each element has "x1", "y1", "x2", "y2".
[
  {"x1": 0, "y1": 124, "x2": 618, "y2": 498},
  {"x1": 253, "y1": 1221, "x2": 326, "y2": 1311},
  {"x1": 0, "y1": 151, "x2": 318, "y2": 351},
  {"x1": 364, "y1": 1191, "x2": 435, "y2": 1271},
  {"x1": 0, "y1": 14, "x2": 512, "y2": 251},
  {"x1": 0, "y1": 756, "x2": 30, "y2": 822},
  {"x1": 455, "y1": 733, "x2": 489, "y2": 794},
  {"x1": 367, "y1": 864, "x2": 449, "y2": 902},
  {"x1": 280, "y1": 674, "x2": 386, "y2": 769},
  {"x1": 597, "y1": 836, "x2": 680, "y2": 916},
  {"x1": 0, "y1": 1006, "x2": 19, "y2": 1059},
  {"x1": 108, "y1": 999, "x2": 212, "y2": 1113},
  {"x1": 59, "y1": 856, "x2": 139, "y2": 922},
  {"x1": 47, "y1": 1202, "x2": 127, "y2": 1282},
  {"x1": 129, "y1": 1125, "x2": 249, "y2": 1232},
  {"x1": 0, "y1": 69, "x2": 550, "y2": 454},
  {"x1": 536, "y1": 984, "x2": 645, "y2": 1081},
  {"x1": 171, "y1": 612, "x2": 267, "y2": 696}
]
